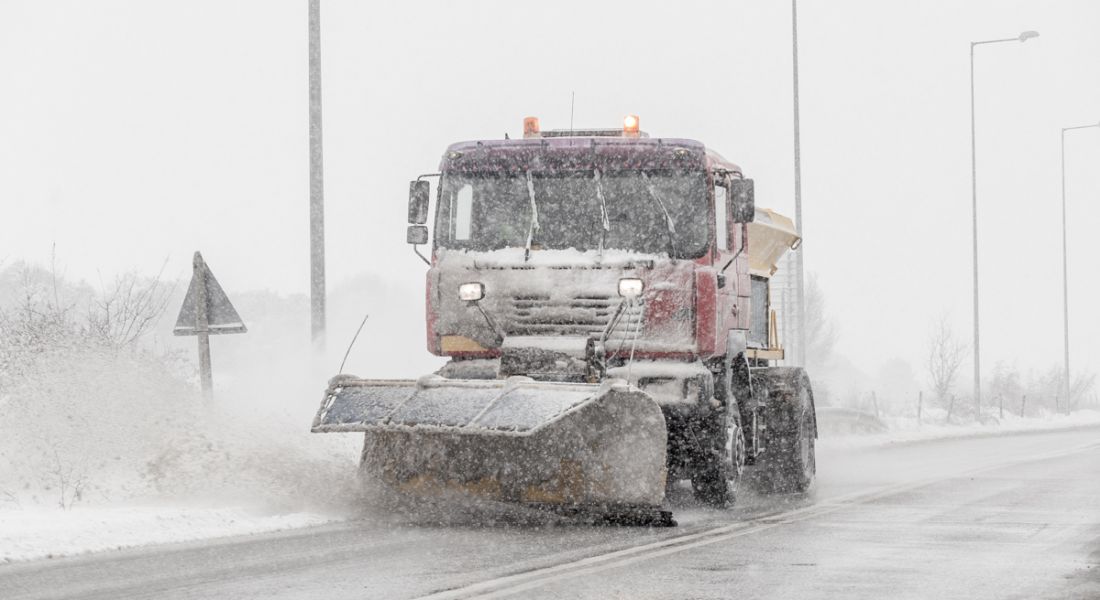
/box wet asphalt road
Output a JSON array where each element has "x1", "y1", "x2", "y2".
[{"x1": 2, "y1": 426, "x2": 1098, "y2": 600}]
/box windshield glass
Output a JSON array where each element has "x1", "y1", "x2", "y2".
[{"x1": 434, "y1": 171, "x2": 709, "y2": 257}]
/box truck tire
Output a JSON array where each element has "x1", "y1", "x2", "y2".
[
  {"x1": 690, "y1": 409, "x2": 746, "y2": 505},
  {"x1": 750, "y1": 367, "x2": 816, "y2": 494},
  {"x1": 690, "y1": 352, "x2": 748, "y2": 506}
]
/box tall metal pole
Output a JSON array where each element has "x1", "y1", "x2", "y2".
[
  {"x1": 1059, "y1": 121, "x2": 1100, "y2": 414},
  {"x1": 791, "y1": 0, "x2": 806, "y2": 367},
  {"x1": 969, "y1": 42, "x2": 980, "y2": 416},
  {"x1": 968, "y1": 32, "x2": 1038, "y2": 417},
  {"x1": 1061, "y1": 128, "x2": 1069, "y2": 414},
  {"x1": 308, "y1": 0, "x2": 326, "y2": 345}
]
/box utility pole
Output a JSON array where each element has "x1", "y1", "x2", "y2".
[
  {"x1": 309, "y1": 0, "x2": 326, "y2": 345},
  {"x1": 791, "y1": 0, "x2": 806, "y2": 367}
]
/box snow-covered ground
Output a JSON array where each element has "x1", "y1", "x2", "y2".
[
  {"x1": 0, "y1": 370, "x2": 363, "y2": 564},
  {"x1": 4, "y1": 409, "x2": 1098, "y2": 564},
  {"x1": 0, "y1": 506, "x2": 337, "y2": 564}
]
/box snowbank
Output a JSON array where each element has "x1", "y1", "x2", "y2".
[
  {"x1": 0, "y1": 342, "x2": 363, "y2": 563},
  {"x1": 0, "y1": 265, "x2": 379, "y2": 563},
  {"x1": 819, "y1": 409, "x2": 1100, "y2": 449}
]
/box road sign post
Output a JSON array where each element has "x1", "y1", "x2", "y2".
[
  {"x1": 174, "y1": 251, "x2": 247, "y2": 400},
  {"x1": 195, "y1": 253, "x2": 213, "y2": 398}
]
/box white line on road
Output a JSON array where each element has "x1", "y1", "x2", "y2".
[{"x1": 414, "y1": 441, "x2": 1100, "y2": 600}]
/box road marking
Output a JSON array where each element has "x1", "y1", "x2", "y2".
[{"x1": 414, "y1": 441, "x2": 1100, "y2": 599}]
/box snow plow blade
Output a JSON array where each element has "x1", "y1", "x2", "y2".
[{"x1": 312, "y1": 375, "x2": 668, "y2": 512}]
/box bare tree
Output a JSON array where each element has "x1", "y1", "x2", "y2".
[
  {"x1": 85, "y1": 265, "x2": 174, "y2": 349},
  {"x1": 0, "y1": 488, "x2": 18, "y2": 508},
  {"x1": 1069, "y1": 370, "x2": 1097, "y2": 412},
  {"x1": 0, "y1": 261, "x2": 179, "y2": 414},
  {"x1": 988, "y1": 361, "x2": 1022, "y2": 415},
  {"x1": 49, "y1": 446, "x2": 87, "y2": 510},
  {"x1": 1026, "y1": 367, "x2": 1065, "y2": 414},
  {"x1": 927, "y1": 315, "x2": 967, "y2": 407},
  {"x1": 803, "y1": 272, "x2": 838, "y2": 372},
  {"x1": 799, "y1": 272, "x2": 840, "y2": 407}
]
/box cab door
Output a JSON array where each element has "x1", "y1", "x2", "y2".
[{"x1": 712, "y1": 176, "x2": 741, "y2": 352}]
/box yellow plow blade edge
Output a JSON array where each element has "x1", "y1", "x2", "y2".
[{"x1": 313, "y1": 375, "x2": 668, "y2": 509}]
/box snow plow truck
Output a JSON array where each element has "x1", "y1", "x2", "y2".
[{"x1": 312, "y1": 116, "x2": 816, "y2": 525}]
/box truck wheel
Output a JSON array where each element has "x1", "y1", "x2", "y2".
[
  {"x1": 691, "y1": 352, "x2": 748, "y2": 506},
  {"x1": 690, "y1": 410, "x2": 746, "y2": 506},
  {"x1": 751, "y1": 367, "x2": 816, "y2": 494}
]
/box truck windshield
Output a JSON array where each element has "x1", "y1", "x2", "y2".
[{"x1": 435, "y1": 170, "x2": 708, "y2": 257}]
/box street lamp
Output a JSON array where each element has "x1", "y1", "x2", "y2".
[
  {"x1": 1059, "y1": 120, "x2": 1100, "y2": 413},
  {"x1": 792, "y1": 0, "x2": 806, "y2": 367},
  {"x1": 969, "y1": 30, "x2": 1038, "y2": 417}
]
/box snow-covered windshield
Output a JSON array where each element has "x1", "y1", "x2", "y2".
[{"x1": 434, "y1": 170, "x2": 709, "y2": 258}]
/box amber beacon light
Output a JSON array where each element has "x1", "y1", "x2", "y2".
[
  {"x1": 623, "y1": 114, "x2": 640, "y2": 136},
  {"x1": 523, "y1": 116, "x2": 540, "y2": 138}
]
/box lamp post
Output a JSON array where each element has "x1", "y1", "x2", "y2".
[
  {"x1": 969, "y1": 30, "x2": 1038, "y2": 417},
  {"x1": 791, "y1": 0, "x2": 806, "y2": 367},
  {"x1": 1059, "y1": 121, "x2": 1100, "y2": 413}
]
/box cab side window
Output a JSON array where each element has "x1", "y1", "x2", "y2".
[
  {"x1": 714, "y1": 182, "x2": 729, "y2": 251},
  {"x1": 454, "y1": 184, "x2": 473, "y2": 240}
]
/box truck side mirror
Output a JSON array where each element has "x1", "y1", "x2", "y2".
[
  {"x1": 406, "y1": 225, "x2": 428, "y2": 245},
  {"x1": 729, "y1": 178, "x2": 755, "y2": 223},
  {"x1": 408, "y1": 180, "x2": 430, "y2": 224}
]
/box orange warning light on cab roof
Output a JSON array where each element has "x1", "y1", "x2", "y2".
[
  {"x1": 523, "y1": 116, "x2": 540, "y2": 138},
  {"x1": 623, "y1": 114, "x2": 640, "y2": 135}
]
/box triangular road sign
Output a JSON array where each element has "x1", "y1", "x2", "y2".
[{"x1": 174, "y1": 254, "x2": 247, "y2": 336}]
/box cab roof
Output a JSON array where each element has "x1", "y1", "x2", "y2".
[{"x1": 439, "y1": 136, "x2": 743, "y2": 176}]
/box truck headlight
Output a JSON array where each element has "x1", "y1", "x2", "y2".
[
  {"x1": 458, "y1": 282, "x2": 485, "y2": 301},
  {"x1": 618, "y1": 278, "x2": 644, "y2": 298}
]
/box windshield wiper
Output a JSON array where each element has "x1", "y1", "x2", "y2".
[
  {"x1": 640, "y1": 171, "x2": 677, "y2": 256},
  {"x1": 594, "y1": 169, "x2": 610, "y2": 256},
  {"x1": 524, "y1": 169, "x2": 540, "y2": 262}
]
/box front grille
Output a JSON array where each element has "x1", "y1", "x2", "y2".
[{"x1": 504, "y1": 294, "x2": 643, "y2": 339}]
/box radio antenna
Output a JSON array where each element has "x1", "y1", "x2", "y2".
[{"x1": 338, "y1": 313, "x2": 370, "y2": 374}]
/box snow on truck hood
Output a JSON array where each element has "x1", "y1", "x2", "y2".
[{"x1": 443, "y1": 247, "x2": 663, "y2": 269}]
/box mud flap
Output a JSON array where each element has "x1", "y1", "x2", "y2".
[{"x1": 312, "y1": 375, "x2": 668, "y2": 509}]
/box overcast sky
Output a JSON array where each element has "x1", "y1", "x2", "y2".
[{"x1": 2, "y1": 1, "x2": 1099, "y2": 384}]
